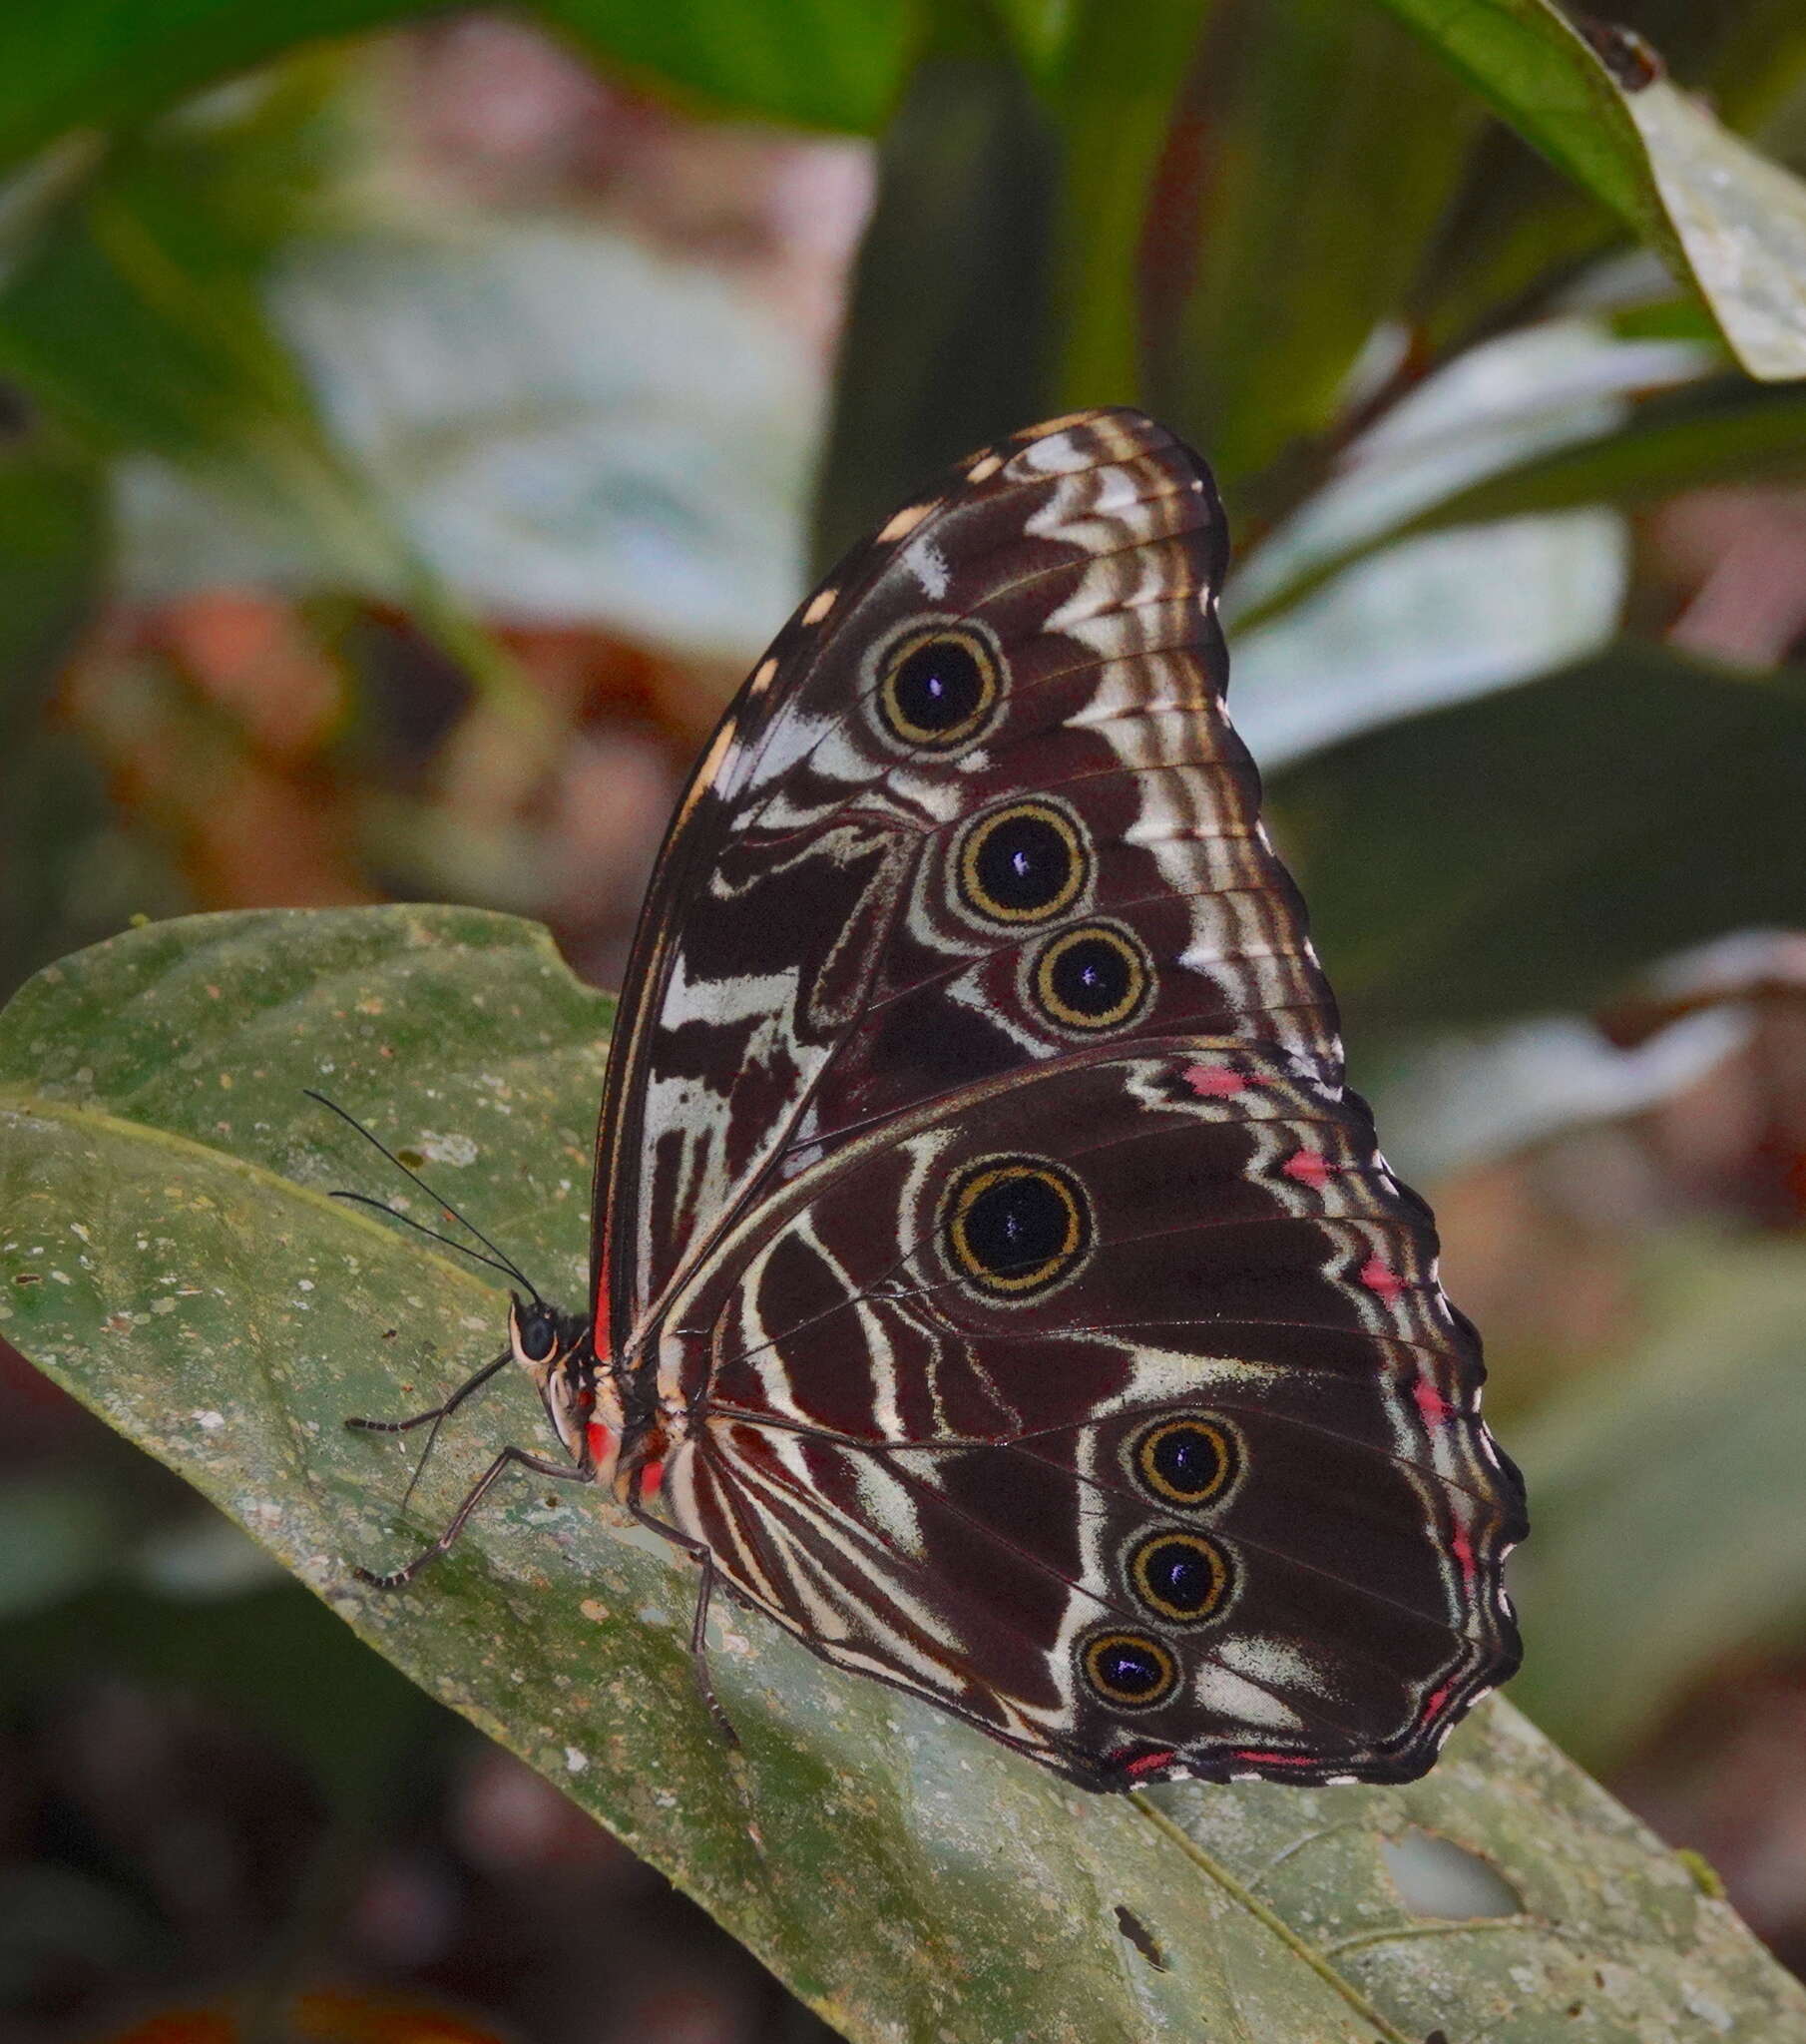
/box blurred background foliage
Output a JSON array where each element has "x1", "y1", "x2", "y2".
[{"x1": 6, "y1": 0, "x2": 1806, "y2": 2037}]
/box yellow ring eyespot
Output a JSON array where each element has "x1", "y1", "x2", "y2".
[
  {"x1": 874, "y1": 624, "x2": 1002, "y2": 752},
  {"x1": 943, "y1": 1155, "x2": 1092, "y2": 1298},
  {"x1": 1082, "y1": 1630, "x2": 1178, "y2": 1709},
  {"x1": 956, "y1": 799, "x2": 1090, "y2": 927},
  {"x1": 1030, "y1": 921, "x2": 1152, "y2": 1032},
  {"x1": 1129, "y1": 1415, "x2": 1240, "y2": 1508},
  {"x1": 1128, "y1": 1529, "x2": 1233, "y2": 1625}
]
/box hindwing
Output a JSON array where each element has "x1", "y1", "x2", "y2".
[{"x1": 649, "y1": 1043, "x2": 1521, "y2": 1787}]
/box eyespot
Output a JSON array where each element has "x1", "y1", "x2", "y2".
[
  {"x1": 1129, "y1": 1415, "x2": 1241, "y2": 1508},
  {"x1": 942, "y1": 1154, "x2": 1092, "y2": 1298},
  {"x1": 873, "y1": 624, "x2": 1002, "y2": 752},
  {"x1": 1082, "y1": 1630, "x2": 1178, "y2": 1710},
  {"x1": 1128, "y1": 1529, "x2": 1233, "y2": 1625},
  {"x1": 1029, "y1": 921, "x2": 1153, "y2": 1032},
  {"x1": 956, "y1": 799, "x2": 1090, "y2": 927}
]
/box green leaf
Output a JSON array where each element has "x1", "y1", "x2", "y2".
[
  {"x1": 1043, "y1": 0, "x2": 1204, "y2": 417},
  {"x1": 811, "y1": 54, "x2": 1057, "y2": 570},
  {"x1": 0, "y1": 0, "x2": 915, "y2": 165},
  {"x1": 1162, "y1": 1, "x2": 1482, "y2": 500},
  {"x1": 132, "y1": 219, "x2": 820, "y2": 666},
  {"x1": 1371, "y1": 0, "x2": 1806, "y2": 381},
  {"x1": 5, "y1": 904, "x2": 1805, "y2": 2041},
  {"x1": 542, "y1": 0, "x2": 918, "y2": 134},
  {"x1": 0, "y1": 429, "x2": 110, "y2": 996},
  {"x1": 1232, "y1": 360, "x2": 1806, "y2": 640},
  {"x1": 0, "y1": 429, "x2": 104, "y2": 746},
  {"x1": 1510, "y1": 1242, "x2": 1806, "y2": 1771},
  {"x1": 1270, "y1": 644, "x2": 1806, "y2": 1042},
  {"x1": 1396, "y1": 374, "x2": 1806, "y2": 523},
  {"x1": 0, "y1": 78, "x2": 542, "y2": 732},
  {"x1": 989, "y1": 0, "x2": 1077, "y2": 82}
]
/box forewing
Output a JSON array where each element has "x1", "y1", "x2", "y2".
[
  {"x1": 592, "y1": 410, "x2": 1339, "y2": 1350},
  {"x1": 651, "y1": 1043, "x2": 1526, "y2": 1788}
]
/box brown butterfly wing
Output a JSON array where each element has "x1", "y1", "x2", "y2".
[
  {"x1": 591, "y1": 411, "x2": 1337, "y2": 1351},
  {"x1": 591, "y1": 409, "x2": 1524, "y2": 1787}
]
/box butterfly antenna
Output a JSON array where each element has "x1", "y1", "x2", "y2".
[
  {"x1": 327, "y1": 1191, "x2": 532, "y2": 1289},
  {"x1": 304, "y1": 1089, "x2": 544, "y2": 1301}
]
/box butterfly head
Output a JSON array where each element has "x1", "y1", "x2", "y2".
[{"x1": 507, "y1": 1293, "x2": 615, "y2": 1467}]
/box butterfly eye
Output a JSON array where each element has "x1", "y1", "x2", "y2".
[
  {"x1": 1128, "y1": 1529, "x2": 1233, "y2": 1625},
  {"x1": 516, "y1": 1308, "x2": 559, "y2": 1364},
  {"x1": 1081, "y1": 1630, "x2": 1179, "y2": 1710},
  {"x1": 875, "y1": 625, "x2": 1002, "y2": 752},
  {"x1": 1029, "y1": 921, "x2": 1153, "y2": 1033},
  {"x1": 942, "y1": 1155, "x2": 1092, "y2": 1298},
  {"x1": 1129, "y1": 1415, "x2": 1240, "y2": 1508},
  {"x1": 955, "y1": 799, "x2": 1091, "y2": 927}
]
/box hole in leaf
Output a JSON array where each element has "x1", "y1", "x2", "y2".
[
  {"x1": 1380, "y1": 1828, "x2": 1522, "y2": 1918},
  {"x1": 1114, "y1": 1904, "x2": 1166, "y2": 1971}
]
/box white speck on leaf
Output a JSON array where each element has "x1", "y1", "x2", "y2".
[
  {"x1": 564, "y1": 1746, "x2": 589, "y2": 1774},
  {"x1": 419, "y1": 1131, "x2": 479, "y2": 1167},
  {"x1": 193, "y1": 1409, "x2": 226, "y2": 1431}
]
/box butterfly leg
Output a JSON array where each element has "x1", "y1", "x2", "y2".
[
  {"x1": 345, "y1": 1349, "x2": 514, "y2": 1509},
  {"x1": 352, "y1": 1445, "x2": 593, "y2": 1589},
  {"x1": 629, "y1": 1498, "x2": 740, "y2": 1749},
  {"x1": 344, "y1": 1350, "x2": 512, "y2": 1437}
]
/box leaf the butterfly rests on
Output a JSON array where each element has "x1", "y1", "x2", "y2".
[{"x1": 366, "y1": 409, "x2": 1527, "y2": 1791}]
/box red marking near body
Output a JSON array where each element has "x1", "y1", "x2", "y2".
[
  {"x1": 1283, "y1": 1149, "x2": 1331, "y2": 1189},
  {"x1": 585, "y1": 1421, "x2": 616, "y2": 1468},
  {"x1": 640, "y1": 1457, "x2": 667, "y2": 1498},
  {"x1": 1359, "y1": 1256, "x2": 1405, "y2": 1302},
  {"x1": 1412, "y1": 1377, "x2": 1456, "y2": 1425},
  {"x1": 1450, "y1": 1521, "x2": 1477, "y2": 1585},
  {"x1": 1123, "y1": 1748, "x2": 1178, "y2": 1779},
  {"x1": 1183, "y1": 1062, "x2": 1248, "y2": 1098}
]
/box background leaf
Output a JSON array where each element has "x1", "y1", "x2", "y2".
[
  {"x1": 1510, "y1": 1243, "x2": 1806, "y2": 1770},
  {"x1": 0, "y1": 0, "x2": 916, "y2": 166},
  {"x1": 4, "y1": 905, "x2": 1805, "y2": 2043},
  {"x1": 1271, "y1": 643, "x2": 1806, "y2": 1044},
  {"x1": 1371, "y1": 0, "x2": 1806, "y2": 380}
]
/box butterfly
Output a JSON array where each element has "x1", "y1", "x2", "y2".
[{"x1": 346, "y1": 408, "x2": 1527, "y2": 1790}]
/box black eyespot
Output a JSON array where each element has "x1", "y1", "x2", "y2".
[
  {"x1": 1129, "y1": 1415, "x2": 1240, "y2": 1508},
  {"x1": 518, "y1": 1310, "x2": 558, "y2": 1363},
  {"x1": 943, "y1": 1155, "x2": 1092, "y2": 1298},
  {"x1": 1082, "y1": 1631, "x2": 1178, "y2": 1709},
  {"x1": 1030, "y1": 921, "x2": 1152, "y2": 1032},
  {"x1": 957, "y1": 799, "x2": 1090, "y2": 927},
  {"x1": 1129, "y1": 1530, "x2": 1232, "y2": 1625},
  {"x1": 875, "y1": 625, "x2": 1001, "y2": 752}
]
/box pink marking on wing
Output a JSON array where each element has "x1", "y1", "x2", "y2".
[
  {"x1": 1421, "y1": 1681, "x2": 1455, "y2": 1723},
  {"x1": 1450, "y1": 1520, "x2": 1477, "y2": 1585},
  {"x1": 1283, "y1": 1148, "x2": 1332, "y2": 1189},
  {"x1": 1230, "y1": 1749, "x2": 1317, "y2": 1769},
  {"x1": 1413, "y1": 1376, "x2": 1456, "y2": 1425},
  {"x1": 1183, "y1": 1062, "x2": 1248, "y2": 1098},
  {"x1": 1359, "y1": 1256, "x2": 1405, "y2": 1302},
  {"x1": 1124, "y1": 1748, "x2": 1178, "y2": 1779}
]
